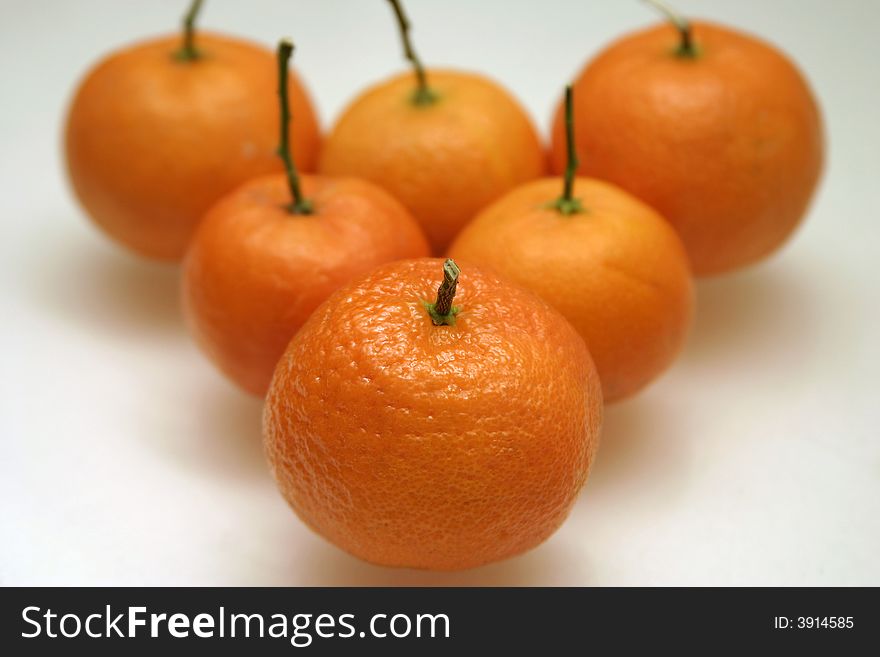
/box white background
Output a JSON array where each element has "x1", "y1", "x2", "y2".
[{"x1": 1, "y1": 0, "x2": 878, "y2": 586}]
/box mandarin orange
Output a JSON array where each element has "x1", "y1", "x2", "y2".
[
  {"x1": 66, "y1": 1, "x2": 320, "y2": 260},
  {"x1": 550, "y1": 7, "x2": 824, "y2": 275},
  {"x1": 264, "y1": 258, "x2": 603, "y2": 570},
  {"x1": 318, "y1": 0, "x2": 544, "y2": 253}
]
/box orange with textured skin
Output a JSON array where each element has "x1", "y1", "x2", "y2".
[
  {"x1": 182, "y1": 175, "x2": 429, "y2": 396},
  {"x1": 319, "y1": 70, "x2": 546, "y2": 253},
  {"x1": 550, "y1": 21, "x2": 824, "y2": 275},
  {"x1": 66, "y1": 32, "x2": 320, "y2": 260},
  {"x1": 450, "y1": 178, "x2": 694, "y2": 402},
  {"x1": 264, "y1": 259, "x2": 602, "y2": 570}
]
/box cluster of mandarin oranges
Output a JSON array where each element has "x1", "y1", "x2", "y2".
[{"x1": 64, "y1": 0, "x2": 823, "y2": 570}]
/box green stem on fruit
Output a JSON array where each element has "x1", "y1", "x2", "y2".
[
  {"x1": 276, "y1": 39, "x2": 313, "y2": 215},
  {"x1": 424, "y1": 259, "x2": 461, "y2": 326},
  {"x1": 551, "y1": 85, "x2": 584, "y2": 216},
  {"x1": 175, "y1": 0, "x2": 205, "y2": 61},
  {"x1": 386, "y1": 0, "x2": 437, "y2": 105},
  {"x1": 643, "y1": 0, "x2": 697, "y2": 57}
]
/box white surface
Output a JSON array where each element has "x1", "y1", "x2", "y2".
[{"x1": 1, "y1": 0, "x2": 879, "y2": 586}]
